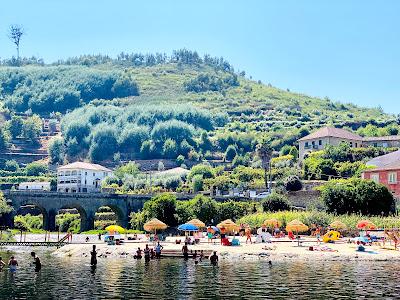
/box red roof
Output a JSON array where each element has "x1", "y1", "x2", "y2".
[{"x1": 298, "y1": 127, "x2": 362, "y2": 142}]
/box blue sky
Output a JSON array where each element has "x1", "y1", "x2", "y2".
[{"x1": 0, "y1": 1, "x2": 399, "y2": 113}]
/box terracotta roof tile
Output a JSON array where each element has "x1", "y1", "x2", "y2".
[{"x1": 298, "y1": 127, "x2": 362, "y2": 142}]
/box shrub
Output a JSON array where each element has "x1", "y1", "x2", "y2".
[
  {"x1": 48, "y1": 137, "x2": 65, "y2": 164},
  {"x1": 225, "y1": 145, "x2": 237, "y2": 161},
  {"x1": 284, "y1": 175, "x2": 302, "y2": 192},
  {"x1": 188, "y1": 164, "x2": 214, "y2": 181},
  {"x1": 176, "y1": 154, "x2": 185, "y2": 166},
  {"x1": 4, "y1": 160, "x2": 19, "y2": 172},
  {"x1": 25, "y1": 162, "x2": 48, "y2": 176},
  {"x1": 158, "y1": 161, "x2": 165, "y2": 171},
  {"x1": 262, "y1": 192, "x2": 291, "y2": 212},
  {"x1": 320, "y1": 178, "x2": 395, "y2": 216},
  {"x1": 192, "y1": 174, "x2": 204, "y2": 192}
]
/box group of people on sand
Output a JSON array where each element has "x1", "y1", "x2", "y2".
[{"x1": 0, "y1": 252, "x2": 41, "y2": 273}]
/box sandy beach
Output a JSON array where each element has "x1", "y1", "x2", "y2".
[{"x1": 52, "y1": 235, "x2": 400, "y2": 262}]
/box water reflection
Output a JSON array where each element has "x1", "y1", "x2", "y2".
[{"x1": 1, "y1": 250, "x2": 400, "y2": 299}]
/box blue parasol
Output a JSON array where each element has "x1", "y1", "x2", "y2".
[
  {"x1": 178, "y1": 223, "x2": 199, "y2": 231},
  {"x1": 211, "y1": 226, "x2": 220, "y2": 232}
]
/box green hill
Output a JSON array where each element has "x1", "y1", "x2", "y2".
[{"x1": 0, "y1": 50, "x2": 396, "y2": 163}]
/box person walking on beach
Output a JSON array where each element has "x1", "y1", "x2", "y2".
[
  {"x1": 245, "y1": 228, "x2": 252, "y2": 244},
  {"x1": 98, "y1": 233, "x2": 102, "y2": 241},
  {"x1": 90, "y1": 245, "x2": 97, "y2": 266},
  {"x1": 182, "y1": 242, "x2": 189, "y2": 260},
  {"x1": 220, "y1": 226, "x2": 226, "y2": 245},
  {"x1": 155, "y1": 242, "x2": 163, "y2": 258},
  {"x1": 8, "y1": 256, "x2": 18, "y2": 273},
  {"x1": 210, "y1": 251, "x2": 218, "y2": 266},
  {"x1": 0, "y1": 257, "x2": 5, "y2": 271},
  {"x1": 207, "y1": 226, "x2": 213, "y2": 244},
  {"x1": 31, "y1": 252, "x2": 42, "y2": 272}
]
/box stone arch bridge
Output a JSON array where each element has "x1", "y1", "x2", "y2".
[{"x1": 2, "y1": 191, "x2": 172, "y2": 232}]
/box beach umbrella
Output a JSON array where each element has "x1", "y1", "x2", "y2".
[
  {"x1": 357, "y1": 220, "x2": 376, "y2": 230},
  {"x1": 178, "y1": 223, "x2": 199, "y2": 232},
  {"x1": 285, "y1": 219, "x2": 309, "y2": 233},
  {"x1": 188, "y1": 219, "x2": 206, "y2": 228},
  {"x1": 329, "y1": 221, "x2": 347, "y2": 230},
  {"x1": 264, "y1": 218, "x2": 282, "y2": 228},
  {"x1": 105, "y1": 225, "x2": 125, "y2": 234},
  {"x1": 210, "y1": 226, "x2": 219, "y2": 233},
  {"x1": 143, "y1": 218, "x2": 168, "y2": 233},
  {"x1": 217, "y1": 219, "x2": 240, "y2": 232}
]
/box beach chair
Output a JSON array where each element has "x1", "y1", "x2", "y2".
[{"x1": 231, "y1": 238, "x2": 240, "y2": 246}]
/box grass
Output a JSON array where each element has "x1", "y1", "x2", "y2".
[
  {"x1": 81, "y1": 229, "x2": 143, "y2": 235},
  {"x1": 238, "y1": 210, "x2": 400, "y2": 229}
]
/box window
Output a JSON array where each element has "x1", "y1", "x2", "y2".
[
  {"x1": 355, "y1": 143, "x2": 358, "y2": 147},
  {"x1": 85, "y1": 180, "x2": 87, "y2": 185},
  {"x1": 312, "y1": 141, "x2": 315, "y2": 146},
  {"x1": 371, "y1": 173, "x2": 380, "y2": 183},
  {"x1": 305, "y1": 142, "x2": 309, "y2": 147},
  {"x1": 318, "y1": 140, "x2": 322, "y2": 146},
  {"x1": 93, "y1": 173, "x2": 95, "y2": 176},
  {"x1": 389, "y1": 172, "x2": 397, "y2": 184},
  {"x1": 71, "y1": 170, "x2": 77, "y2": 176},
  {"x1": 85, "y1": 172, "x2": 87, "y2": 176},
  {"x1": 350, "y1": 142, "x2": 353, "y2": 147}
]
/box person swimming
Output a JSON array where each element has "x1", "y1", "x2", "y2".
[
  {"x1": 90, "y1": 245, "x2": 97, "y2": 266},
  {"x1": 8, "y1": 256, "x2": 18, "y2": 273},
  {"x1": 31, "y1": 252, "x2": 42, "y2": 272},
  {"x1": 134, "y1": 247, "x2": 142, "y2": 259}
]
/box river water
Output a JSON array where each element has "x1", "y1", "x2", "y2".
[{"x1": 1, "y1": 249, "x2": 400, "y2": 299}]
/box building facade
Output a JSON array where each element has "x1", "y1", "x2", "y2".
[
  {"x1": 362, "y1": 166, "x2": 400, "y2": 196},
  {"x1": 18, "y1": 181, "x2": 51, "y2": 191},
  {"x1": 57, "y1": 162, "x2": 112, "y2": 193},
  {"x1": 298, "y1": 127, "x2": 400, "y2": 161},
  {"x1": 298, "y1": 127, "x2": 363, "y2": 160}
]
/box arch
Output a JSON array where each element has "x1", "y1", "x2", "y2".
[
  {"x1": 97, "y1": 204, "x2": 128, "y2": 229},
  {"x1": 57, "y1": 203, "x2": 92, "y2": 232},
  {"x1": 14, "y1": 201, "x2": 49, "y2": 231}
]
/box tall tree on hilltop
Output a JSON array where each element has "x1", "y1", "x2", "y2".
[{"x1": 8, "y1": 24, "x2": 25, "y2": 62}]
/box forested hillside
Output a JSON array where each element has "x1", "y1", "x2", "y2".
[{"x1": 0, "y1": 49, "x2": 396, "y2": 164}]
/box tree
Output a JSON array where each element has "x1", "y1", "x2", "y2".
[
  {"x1": 0, "y1": 127, "x2": 10, "y2": 151},
  {"x1": 4, "y1": 160, "x2": 19, "y2": 172},
  {"x1": 8, "y1": 24, "x2": 24, "y2": 61},
  {"x1": 0, "y1": 192, "x2": 13, "y2": 216},
  {"x1": 143, "y1": 193, "x2": 178, "y2": 226},
  {"x1": 321, "y1": 178, "x2": 395, "y2": 215},
  {"x1": 89, "y1": 125, "x2": 118, "y2": 161},
  {"x1": 114, "y1": 161, "x2": 140, "y2": 179},
  {"x1": 22, "y1": 115, "x2": 42, "y2": 142},
  {"x1": 262, "y1": 192, "x2": 291, "y2": 212},
  {"x1": 25, "y1": 162, "x2": 48, "y2": 176},
  {"x1": 48, "y1": 137, "x2": 65, "y2": 164},
  {"x1": 191, "y1": 195, "x2": 218, "y2": 224},
  {"x1": 284, "y1": 175, "x2": 303, "y2": 192},
  {"x1": 257, "y1": 141, "x2": 273, "y2": 190},
  {"x1": 163, "y1": 139, "x2": 178, "y2": 158},
  {"x1": 224, "y1": 145, "x2": 237, "y2": 161},
  {"x1": 192, "y1": 174, "x2": 204, "y2": 192},
  {"x1": 8, "y1": 115, "x2": 23, "y2": 138}
]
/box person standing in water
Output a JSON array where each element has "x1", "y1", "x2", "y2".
[
  {"x1": 0, "y1": 257, "x2": 5, "y2": 270},
  {"x1": 182, "y1": 242, "x2": 189, "y2": 260},
  {"x1": 31, "y1": 252, "x2": 42, "y2": 272},
  {"x1": 210, "y1": 251, "x2": 218, "y2": 266},
  {"x1": 144, "y1": 244, "x2": 151, "y2": 262},
  {"x1": 8, "y1": 256, "x2": 18, "y2": 273},
  {"x1": 155, "y1": 242, "x2": 163, "y2": 258},
  {"x1": 90, "y1": 245, "x2": 97, "y2": 266}
]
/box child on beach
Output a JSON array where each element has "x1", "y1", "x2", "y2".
[{"x1": 245, "y1": 228, "x2": 252, "y2": 244}]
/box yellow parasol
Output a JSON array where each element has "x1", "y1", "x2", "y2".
[
  {"x1": 329, "y1": 221, "x2": 347, "y2": 230},
  {"x1": 143, "y1": 218, "x2": 168, "y2": 233},
  {"x1": 264, "y1": 218, "x2": 282, "y2": 228},
  {"x1": 188, "y1": 218, "x2": 206, "y2": 228},
  {"x1": 285, "y1": 219, "x2": 309, "y2": 233},
  {"x1": 105, "y1": 225, "x2": 125, "y2": 234},
  {"x1": 217, "y1": 219, "x2": 240, "y2": 232}
]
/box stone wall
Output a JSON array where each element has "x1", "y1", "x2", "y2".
[{"x1": 286, "y1": 190, "x2": 323, "y2": 209}]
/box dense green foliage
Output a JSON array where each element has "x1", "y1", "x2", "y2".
[
  {"x1": 261, "y1": 192, "x2": 291, "y2": 212},
  {"x1": 320, "y1": 178, "x2": 395, "y2": 216},
  {"x1": 0, "y1": 66, "x2": 139, "y2": 113},
  {"x1": 129, "y1": 193, "x2": 257, "y2": 230},
  {"x1": 0, "y1": 192, "x2": 12, "y2": 215}
]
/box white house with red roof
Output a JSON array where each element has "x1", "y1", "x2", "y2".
[
  {"x1": 57, "y1": 162, "x2": 112, "y2": 193},
  {"x1": 298, "y1": 127, "x2": 363, "y2": 160}
]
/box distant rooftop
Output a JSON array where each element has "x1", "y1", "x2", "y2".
[
  {"x1": 298, "y1": 127, "x2": 363, "y2": 142},
  {"x1": 363, "y1": 136, "x2": 400, "y2": 142},
  {"x1": 366, "y1": 150, "x2": 400, "y2": 169},
  {"x1": 58, "y1": 162, "x2": 112, "y2": 172}
]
